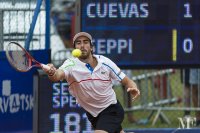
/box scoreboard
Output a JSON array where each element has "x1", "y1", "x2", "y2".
[{"x1": 76, "y1": 0, "x2": 200, "y2": 68}]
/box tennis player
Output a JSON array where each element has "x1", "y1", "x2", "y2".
[{"x1": 44, "y1": 32, "x2": 140, "y2": 133}]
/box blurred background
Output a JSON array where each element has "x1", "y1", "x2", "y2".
[{"x1": 0, "y1": 0, "x2": 200, "y2": 133}]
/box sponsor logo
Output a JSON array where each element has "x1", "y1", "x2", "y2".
[
  {"x1": 0, "y1": 80, "x2": 33, "y2": 114},
  {"x1": 101, "y1": 71, "x2": 106, "y2": 74},
  {"x1": 178, "y1": 116, "x2": 196, "y2": 129}
]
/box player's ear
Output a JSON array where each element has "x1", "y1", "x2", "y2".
[{"x1": 90, "y1": 43, "x2": 94, "y2": 54}]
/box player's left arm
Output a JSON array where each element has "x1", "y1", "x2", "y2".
[
  {"x1": 121, "y1": 76, "x2": 140, "y2": 101},
  {"x1": 101, "y1": 55, "x2": 140, "y2": 100}
]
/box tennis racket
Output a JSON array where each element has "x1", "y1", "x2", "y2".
[{"x1": 5, "y1": 41, "x2": 50, "y2": 72}]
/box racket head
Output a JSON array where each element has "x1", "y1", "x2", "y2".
[{"x1": 5, "y1": 42, "x2": 39, "y2": 72}]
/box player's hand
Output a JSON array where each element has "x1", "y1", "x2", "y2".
[
  {"x1": 127, "y1": 87, "x2": 140, "y2": 101},
  {"x1": 44, "y1": 63, "x2": 57, "y2": 76}
]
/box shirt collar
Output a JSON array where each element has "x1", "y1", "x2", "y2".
[
  {"x1": 75, "y1": 54, "x2": 102, "y2": 72},
  {"x1": 93, "y1": 55, "x2": 102, "y2": 71}
]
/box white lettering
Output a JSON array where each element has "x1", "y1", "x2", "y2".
[
  {"x1": 128, "y1": 39, "x2": 133, "y2": 53},
  {"x1": 0, "y1": 98, "x2": 4, "y2": 113},
  {"x1": 0, "y1": 94, "x2": 34, "y2": 113},
  {"x1": 119, "y1": 3, "x2": 129, "y2": 18},
  {"x1": 0, "y1": 80, "x2": 33, "y2": 114},
  {"x1": 129, "y1": 3, "x2": 139, "y2": 18},
  {"x1": 97, "y1": 3, "x2": 107, "y2": 18},
  {"x1": 61, "y1": 83, "x2": 69, "y2": 95},
  {"x1": 20, "y1": 94, "x2": 25, "y2": 110},
  {"x1": 52, "y1": 83, "x2": 78, "y2": 109},
  {"x1": 9, "y1": 94, "x2": 20, "y2": 113},
  {"x1": 87, "y1": 2, "x2": 149, "y2": 18},
  {"x1": 53, "y1": 83, "x2": 60, "y2": 95},
  {"x1": 87, "y1": 3, "x2": 95, "y2": 18},
  {"x1": 178, "y1": 117, "x2": 196, "y2": 129},
  {"x1": 109, "y1": 3, "x2": 118, "y2": 18},
  {"x1": 61, "y1": 96, "x2": 69, "y2": 107},
  {"x1": 118, "y1": 39, "x2": 128, "y2": 54},
  {"x1": 97, "y1": 39, "x2": 106, "y2": 54},
  {"x1": 3, "y1": 97, "x2": 9, "y2": 112},
  {"x1": 107, "y1": 39, "x2": 117, "y2": 54},
  {"x1": 140, "y1": 3, "x2": 149, "y2": 18},
  {"x1": 53, "y1": 96, "x2": 60, "y2": 108},
  {"x1": 69, "y1": 96, "x2": 77, "y2": 107},
  {"x1": 94, "y1": 38, "x2": 133, "y2": 54}
]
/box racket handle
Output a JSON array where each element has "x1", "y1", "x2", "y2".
[{"x1": 41, "y1": 64, "x2": 50, "y2": 71}]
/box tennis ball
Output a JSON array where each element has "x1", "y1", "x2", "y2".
[{"x1": 72, "y1": 49, "x2": 82, "y2": 57}]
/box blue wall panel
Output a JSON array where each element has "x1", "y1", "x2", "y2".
[{"x1": 0, "y1": 50, "x2": 50, "y2": 132}]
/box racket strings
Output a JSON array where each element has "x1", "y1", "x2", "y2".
[{"x1": 7, "y1": 44, "x2": 30, "y2": 71}]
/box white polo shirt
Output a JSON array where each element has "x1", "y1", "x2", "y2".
[{"x1": 59, "y1": 54, "x2": 126, "y2": 117}]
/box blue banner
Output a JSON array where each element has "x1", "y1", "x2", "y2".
[
  {"x1": 80, "y1": 0, "x2": 200, "y2": 68},
  {"x1": 0, "y1": 50, "x2": 50, "y2": 132}
]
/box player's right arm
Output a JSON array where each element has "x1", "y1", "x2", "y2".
[{"x1": 43, "y1": 63, "x2": 65, "y2": 82}]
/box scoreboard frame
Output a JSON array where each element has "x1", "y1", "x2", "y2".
[{"x1": 75, "y1": 0, "x2": 200, "y2": 69}]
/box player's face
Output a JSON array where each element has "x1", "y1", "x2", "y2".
[{"x1": 74, "y1": 36, "x2": 93, "y2": 59}]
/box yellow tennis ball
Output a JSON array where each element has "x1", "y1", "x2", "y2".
[{"x1": 72, "y1": 49, "x2": 82, "y2": 57}]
